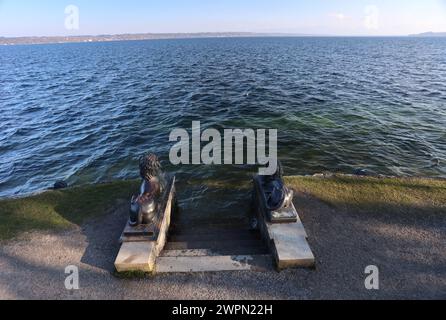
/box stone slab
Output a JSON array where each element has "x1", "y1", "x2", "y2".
[
  {"x1": 152, "y1": 181, "x2": 174, "y2": 258},
  {"x1": 267, "y1": 218, "x2": 308, "y2": 240},
  {"x1": 122, "y1": 221, "x2": 155, "y2": 237},
  {"x1": 267, "y1": 221, "x2": 315, "y2": 270},
  {"x1": 160, "y1": 249, "x2": 216, "y2": 257},
  {"x1": 114, "y1": 242, "x2": 155, "y2": 273},
  {"x1": 269, "y1": 224, "x2": 315, "y2": 270},
  {"x1": 156, "y1": 255, "x2": 272, "y2": 273}
]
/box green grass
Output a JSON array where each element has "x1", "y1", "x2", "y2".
[
  {"x1": 1, "y1": 175, "x2": 445, "y2": 241},
  {"x1": 0, "y1": 180, "x2": 139, "y2": 240},
  {"x1": 285, "y1": 175, "x2": 446, "y2": 215}
]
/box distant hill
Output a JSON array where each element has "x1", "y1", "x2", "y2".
[
  {"x1": 409, "y1": 32, "x2": 446, "y2": 37},
  {"x1": 0, "y1": 32, "x2": 312, "y2": 46}
]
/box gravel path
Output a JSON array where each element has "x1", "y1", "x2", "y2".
[{"x1": 1, "y1": 192, "x2": 445, "y2": 300}]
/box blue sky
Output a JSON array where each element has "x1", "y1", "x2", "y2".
[{"x1": 1, "y1": 0, "x2": 446, "y2": 37}]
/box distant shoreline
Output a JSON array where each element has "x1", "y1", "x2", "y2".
[
  {"x1": 2, "y1": 31, "x2": 445, "y2": 46},
  {"x1": 0, "y1": 32, "x2": 306, "y2": 46}
]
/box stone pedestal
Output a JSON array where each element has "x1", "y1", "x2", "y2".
[
  {"x1": 115, "y1": 176, "x2": 175, "y2": 273},
  {"x1": 253, "y1": 176, "x2": 315, "y2": 270}
]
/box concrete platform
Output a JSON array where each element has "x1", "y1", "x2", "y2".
[{"x1": 116, "y1": 174, "x2": 314, "y2": 274}]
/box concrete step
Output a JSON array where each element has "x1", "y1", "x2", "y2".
[
  {"x1": 160, "y1": 245, "x2": 269, "y2": 257},
  {"x1": 169, "y1": 227, "x2": 254, "y2": 236},
  {"x1": 156, "y1": 254, "x2": 273, "y2": 273},
  {"x1": 158, "y1": 223, "x2": 272, "y2": 273},
  {"x1": 164, "y1": 239, "x2": 265, "y2": 251},
  {"x1": 161, "y1": 249, "x2": 219, "y2": 257},
  {"x1": 168, "y1": 231, "x2": 261, "y2": 242}
]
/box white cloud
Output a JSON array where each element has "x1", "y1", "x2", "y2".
[
  {"x1": 364, "y1": 5, "x2": 380, "y2": 30},
  {"x1": 329, "y1": 12, "x2": 347, "y2": 21}
]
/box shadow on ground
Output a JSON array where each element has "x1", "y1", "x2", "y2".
[{"x1": 1, "y1": 184, "x2": 445, "y2": 299}]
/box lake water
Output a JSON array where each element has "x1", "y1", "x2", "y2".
[{"x1": 1, "y1": 37, "x2": 445, "y2": 220}]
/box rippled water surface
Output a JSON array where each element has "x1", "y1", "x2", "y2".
[{"x1": 1, "y1": 37, "x2": 445, "y2": 220}]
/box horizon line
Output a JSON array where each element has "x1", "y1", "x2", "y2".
[
  {"x1": 2, "y1": 30, "x2": 437, "y2": 39},
  {"x1": 1, "y1": 31, "x2": 444, "y2": 46},
  {"x1": 0, "y1": 31, "x2": 440, "y2": 39}
]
